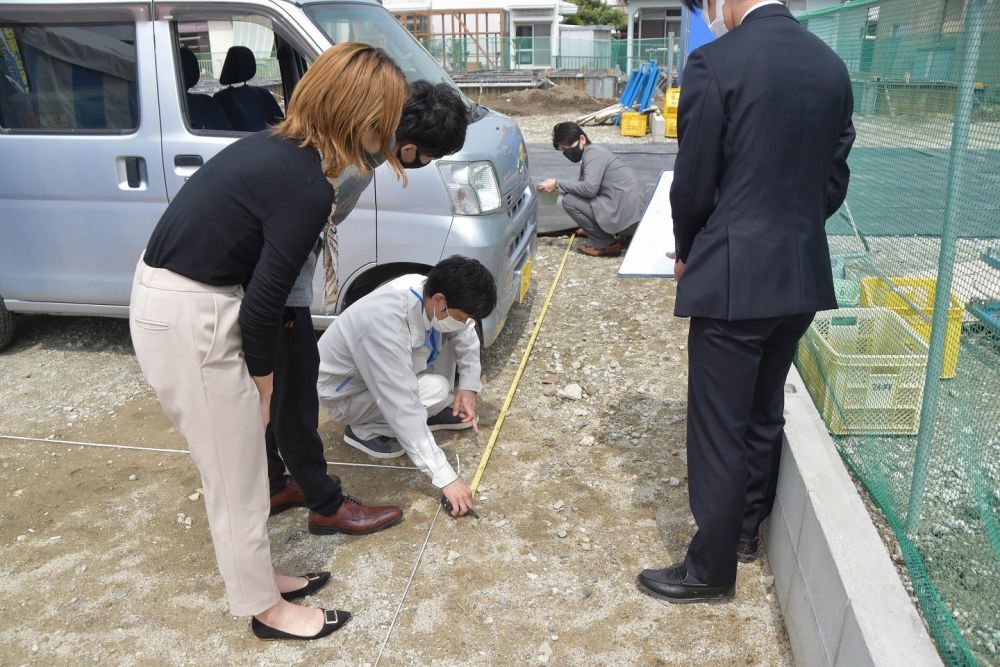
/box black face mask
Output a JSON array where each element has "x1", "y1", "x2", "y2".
[
  {"x1": 563, "y1": 146, "x2": 584, "y2": 163},
  {"x1": 400, "y1": 154, "x2": 430, "y2": 170}
]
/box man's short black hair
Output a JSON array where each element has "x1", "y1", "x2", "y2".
[
  {"x1": 424, "y1": 256, "x2": 497, "y2": 321},
  {"x1": 681, "y1": 0, "x2": 702, "y2": 10},
  {"x1": 396, "y1": 80, "x2": 468, "y2": 158},
  {"x1": 552, "y1": 121, "x2": 589, "y2": 150}
]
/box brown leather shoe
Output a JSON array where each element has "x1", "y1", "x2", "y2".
[
  {"x1": 577, "y1": 240, "x2": 623, "y2": 257},
  {"x1": 308, "y1": 497, "x2": 403, "y2": 536},
  {"x1": 270, "y1": 474, "x2": 341, "y2": 516}
]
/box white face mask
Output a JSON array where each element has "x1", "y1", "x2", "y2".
[
  {"x1": 431, "y1": 305, "x2": 471, "y2": 334},
  {"x1": 704, "y1": 0, "x2": 729, "y2": 37}
]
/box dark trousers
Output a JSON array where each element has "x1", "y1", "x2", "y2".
[
  {"x1": 682, "y1": 313, "x2": 814, "y2": 586},
  {"x1": 265, "y1": 307, "x2": 344, "y2": 516}
]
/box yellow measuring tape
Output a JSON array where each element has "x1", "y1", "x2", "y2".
[{"x1": 469, "y1": 233, "x2": 576, "y2": 495}]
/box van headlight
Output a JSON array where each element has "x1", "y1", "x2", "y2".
[{"x1": 438, "y1": 161, "x2": 502, "y2": 215}]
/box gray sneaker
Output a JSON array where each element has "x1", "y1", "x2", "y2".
[
  {"x1": 343, "y1": 426, "x2": 405, "y2": 459},
  {"x1": 426, "y1": 407, "x2": 473, "y2": 432}
]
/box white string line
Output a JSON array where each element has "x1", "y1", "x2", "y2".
[
  {"x1": 373, "y1": 453, "x2": 460, "y2": 667},
  {"x1": 0, "y1": 434, "x2": 426, "y2": 471},
  {"x1": 374, "y1": 503, "x2": 443, "y2": 667},
  {"x1": 0, "y1": 434, "x2": 188, "y2": 454}
]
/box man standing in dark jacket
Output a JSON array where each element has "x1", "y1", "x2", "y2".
[{"x1": 637, "y1": 0, "x2": 855, "y2": 603}]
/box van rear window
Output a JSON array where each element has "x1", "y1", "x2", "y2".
[{"x1": 0, "y1": 22, "x2": 138, "y2": 132}]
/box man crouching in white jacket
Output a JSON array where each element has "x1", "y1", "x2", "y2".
[{"x1": 316, "y1": 256, "x2": 496, "y2": 516}]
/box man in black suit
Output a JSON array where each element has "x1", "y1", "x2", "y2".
[{"x1": 637, "y1": 0, "x2": 855, "y2": 603}]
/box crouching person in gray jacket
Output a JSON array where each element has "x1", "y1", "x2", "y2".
[
  {"x1": 538, "y1": 121, "x2": 643, "y2": 257},
  {"x1": 316, "y1": 256, "x2": 497, "y2": 517}
]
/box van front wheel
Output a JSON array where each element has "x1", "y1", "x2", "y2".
[{"x1": 0, "y1": 298, "x2": 15, "y2": 351}]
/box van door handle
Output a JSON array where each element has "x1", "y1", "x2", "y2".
[
  {"x1": 174, "y1": 155, "x2": 203, "y2": 168},
  {"x1": 124, "y1": 156, "x2": 144, "y2": 188}
]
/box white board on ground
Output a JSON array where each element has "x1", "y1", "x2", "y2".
[{"x1": 618, "y1": 170, "x2": 675, "y2": 278}]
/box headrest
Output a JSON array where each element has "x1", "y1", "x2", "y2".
[
  {"x1": 219, "y1": 46, "x2": 256, "y2": 86},
  {"x1": 180, "y1": 47, "x2": 199, "y2": 90}
]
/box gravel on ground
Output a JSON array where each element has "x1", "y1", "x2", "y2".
[{"x1": 0, "y1": 234, "x2": 791, "y2": 665}]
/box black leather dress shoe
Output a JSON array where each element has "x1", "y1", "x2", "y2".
[
  {"x1": 281, "y1": 572, "x2": 332, "y2": 601},
  {"x1": 251, "y1": 609, "x2": 350, "y2": 641},
  {"x1": 737, "y1": 537, "x2": 761, "y2": 563},
  {"x1": 636, "y1": 563, "x2": 735, "y2": 604}
]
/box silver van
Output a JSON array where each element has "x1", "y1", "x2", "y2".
[{"x1": 0, "y1": 0, "x2": 537, "y2": 350}]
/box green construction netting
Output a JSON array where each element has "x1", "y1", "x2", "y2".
[{"x1": 798, "y1": 1, "x2": 1000, "y2": 664}]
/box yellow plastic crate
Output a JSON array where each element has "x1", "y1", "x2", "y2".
[
  {"x1": 859, "y1": 277, "x2": 963, "y2": 379},
  {"x1": 796, "y1": 307, "x2": 928, "y2": 435},
  {"x1": 665, "y1": 116, "x2": 678, "y2": 139},
  {"x1": 620, "y1": 111, "x2": 648, "y2": 137},
  {"x1": 665, "y1": 87, "x2": 681, "y2": 112}
]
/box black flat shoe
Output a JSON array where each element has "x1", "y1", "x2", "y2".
[
  {"x1": 737, "y1": 537, "x2": 761, "y2": 563},
  {"x1": 281, "y1": 572, "x2": 332, "y2": 601},
  {"x1": 251, "y1": 609, "x2": 351, "y2": 641},
  {"x1": 636, "y1": 563, "x2": 735, "y2": 604}
]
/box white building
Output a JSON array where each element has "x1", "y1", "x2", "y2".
[
  {"x1": 609, "y1": 0, "x2": 845, "y2": 20},
  {"x1": 559, "y1": 23, "x2": 614, "y2": 69},
  {"x1": 610, "y1": 0, "x2": 844, "y2": 72}
]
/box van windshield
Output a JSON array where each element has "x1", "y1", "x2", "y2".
[{"x1": 303, "y1": 3, "x2": 457, "y2": 90}]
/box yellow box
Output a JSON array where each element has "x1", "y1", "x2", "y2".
[
  {"x1": 859, "y1": 277, "x2": 963, "y2": 379},
  {"x1": 665, "y1": 87, "x2": 681, "y2": 112},
  {"x1": 620, "y1": 111, "x2": 648, "y2": 137},
  {"x1": 665, "y1": 116, "x2": 678, "y2": 139}
]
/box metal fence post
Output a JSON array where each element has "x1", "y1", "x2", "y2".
[
  {"x1": 666, "y1": 32, "x2": 675, "y2": 86},
  {"x1": 905, "y1": 0, "x2": 989, "y2": 534},
  {"x1": 678, "y1": 8, "x2": 691, "y2": 86}
]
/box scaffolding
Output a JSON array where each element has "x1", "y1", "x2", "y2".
[{"x1": 392, "y1": 7, "x2": 508, "y2": 71}]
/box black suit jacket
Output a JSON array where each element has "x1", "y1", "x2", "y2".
[{"x1": 670, "y1": 4, "x2": 855, "y2": 320}]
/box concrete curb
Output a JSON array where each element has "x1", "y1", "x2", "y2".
[{"x1": 765, "y1": 366, "x2": 942, "y2": 666}]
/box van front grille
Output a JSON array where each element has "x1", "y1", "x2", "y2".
[
  {"x1": 509, "y1": 224, "x2": 527, "y2": 258},
  {"x1": 507, "y1": 190, "x2": 527, "y2": 218}
]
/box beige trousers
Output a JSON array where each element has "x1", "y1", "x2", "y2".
[{"x1": 129, "y1": 260, "x2": 280, "y2": 616}]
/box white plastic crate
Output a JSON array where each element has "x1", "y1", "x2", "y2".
[{"x1": 796, "y1": 307, "x2": 929, "y2": 435}]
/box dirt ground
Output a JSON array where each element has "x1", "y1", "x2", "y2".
[
  {"x1": 508, "y1": 112, "x2": 662, "y2": 145},
  {"x1": 485, "y1": 85, "x2": 615, "y2": 118},
  {"x1": 0, "y1": 236, "x2": 791, "y2": 666},
  {"x1": 486, "y1": 86, "x2": 668, "y2": 145}
]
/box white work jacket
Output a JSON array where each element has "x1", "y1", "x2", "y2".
[{"x1": 316, "y1": 275, "x2": 482, "y2": 487}]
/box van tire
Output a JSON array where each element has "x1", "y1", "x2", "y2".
[
  {"x1": 342, "y1": 263, "x2": 430, "y2": 310},
  {"x1": 0, "y1": 299, "x2": 14, "y2": 351}
]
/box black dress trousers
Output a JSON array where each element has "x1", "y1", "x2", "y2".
[
  {"x1": 682, "y1": 312, "x2": 814, "y2": 586},
  {"x1": 265, "y1": 307, "x2": 344, "y2": 516}
]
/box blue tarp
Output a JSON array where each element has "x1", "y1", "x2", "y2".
[{"x1": 688, "y1": 7, "x2": 716, "y2": 54}]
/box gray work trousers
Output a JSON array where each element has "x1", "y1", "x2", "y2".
[
  {"x1": 561, "y1": 194, "x2": 617, "y2": 248},
  {"x1": 322, "y1": 341, "x2": 460, "y2": 440}
]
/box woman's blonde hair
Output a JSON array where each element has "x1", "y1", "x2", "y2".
[{"x1": 274, "y1": 42, "x2": 406, "y2": 180}]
